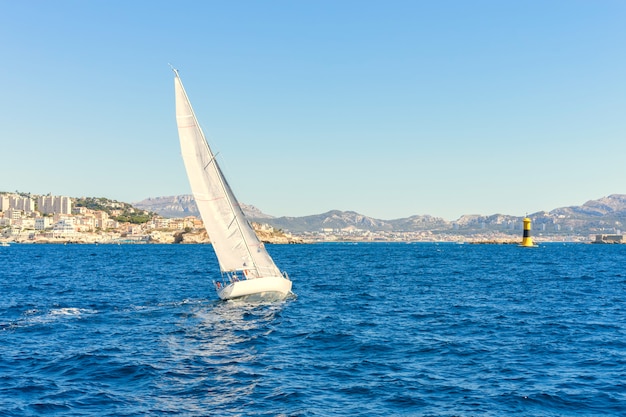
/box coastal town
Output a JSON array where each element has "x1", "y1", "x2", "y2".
[
  {"x1": 0, "y1": 192, "x2": 621, "y2": 245},
  {"x1": 0, "y1": 192, "x2": 303, "y2": 244}
]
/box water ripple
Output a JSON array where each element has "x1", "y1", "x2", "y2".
[{"x1": 1, "y1": 243, "x2": 625, "y2": 415}]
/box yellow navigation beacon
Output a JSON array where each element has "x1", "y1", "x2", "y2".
[{"x1": 520, "y1": 217, "x2": 536, "y2": 247}]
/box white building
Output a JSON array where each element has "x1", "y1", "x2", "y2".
[
  {"x1": 0, "y1": 196, "x2": 9, "y2": 211},
  {"x1": 16, "y1": 218, "x2": 36, "y2": 229},
  {"x1": 95, "y1": 211, "x2": 109, "y2": 229},
  {"x1": 0, "y1": 195, "x2": 35, "y2": 213},
  {"x1": 53, "y1": 218, "x2": 76, "y2": 236},
  {"x1": 35, "y1": 217, "x2": 53, "y2": 230},
  {"x1": 37, "y1": 195, "x2": 72, "y2": 215},
  {"x1": 7, "y1": 209, "x2": 22, "y2": 221},
  {"x1": 11, "y1": 196, "x2": 35, "y2": 212}
]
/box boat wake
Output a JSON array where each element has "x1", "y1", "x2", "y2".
[
  {"x1": 1, "y1": 307, "x2": 98, "y2": 331},
  {"x1": 227, "y1": 290, "x2": 297, "y2": 304}
]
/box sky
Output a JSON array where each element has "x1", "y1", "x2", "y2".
[{"x1": 1, "y1": 1, "x2": 625, "y2": 220}]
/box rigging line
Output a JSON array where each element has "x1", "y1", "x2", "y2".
[{"x1": 203, "y1": 152, "x2": 220, "y2": 171}]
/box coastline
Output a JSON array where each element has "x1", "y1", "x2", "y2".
[
  {"x1": 0, "y1": 234, "x2": 598, "y2": 245},
  {"x1": 0, "y1": 228, "x2": 306, "y2": 245}
]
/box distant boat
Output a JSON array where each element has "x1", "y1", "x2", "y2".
[
  {"x1": 172, "y1": 69, "x2": 293, "y2": 301},
  {"x1": 0, "y1": 242, "x2": 9, "y2": 247}
]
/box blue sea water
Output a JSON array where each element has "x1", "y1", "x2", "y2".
[{"x1": 1, "y1": 242, "x2": 625, "y2": 416}]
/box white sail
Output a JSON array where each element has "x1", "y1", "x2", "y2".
[{"x1": 173, "y1": 71, "x2": 282, "y2": 279}]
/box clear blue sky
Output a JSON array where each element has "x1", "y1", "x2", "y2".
[{"x1": 1, "y1": 1, "x2": 624, "y2": 220}]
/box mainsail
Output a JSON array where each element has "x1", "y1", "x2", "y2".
[{"x1": 173, "y1": 70, "x2": 282, "y2": 279}]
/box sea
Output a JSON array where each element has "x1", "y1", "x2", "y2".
[{"x1": 1, "y1": 242, "x2": 625, "y2": 416}]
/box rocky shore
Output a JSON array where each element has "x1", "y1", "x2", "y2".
[{"x1": 1, "y1": 228, "x2": 305, "y2": 245}]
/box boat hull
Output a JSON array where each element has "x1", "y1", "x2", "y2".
[{"x1": 217, "y1": 275, "x2": 292, "y2": 301}]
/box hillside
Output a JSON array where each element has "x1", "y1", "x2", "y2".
[{"x1": 74, "y1": 196, "x2": 153, "y2": 224}]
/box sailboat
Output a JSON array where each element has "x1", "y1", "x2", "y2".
[{"x1": 173, "y1": 69, "x2": 293, "y2": 301}]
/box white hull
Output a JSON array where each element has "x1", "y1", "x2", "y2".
[{"x1": 217, "y1": 275, "x2": 292, "y2": 301}]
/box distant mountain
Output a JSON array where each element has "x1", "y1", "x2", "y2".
[
  {"x1": 267, "y1": 210, "x2": 396, "y2": 233},
  {"x1": 133, "y1": 195, "x2": 273, "y2": 220},
  {"x1": 551, "y1": 194, "x2": 626, "y2": 218},
  {"x1": 134, "y1": 194, "x2": 626, "y2": 235},
  {"x1": 265, "y1": 211, "x2": 452, "y2": 233}
]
